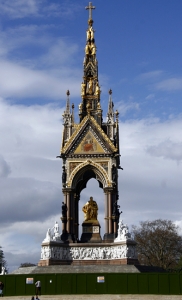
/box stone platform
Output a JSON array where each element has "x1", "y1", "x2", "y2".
[{"x1": 11, "y1": 264, "x2": 165, "y2": 274}]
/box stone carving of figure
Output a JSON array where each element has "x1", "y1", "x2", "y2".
[
  {"x1": 81, "y1": 82, "x2": 86, "y2": 96},
  {"x1": 86, "y1": 29, "x2": 91, "y2": 40},
  {"x1": 97, "y1": 102, "x2": 101, "y2": 109},
  {"x1": 90, "y1": 26, "x2": 94, "y2": 40},
  {"x1": 95, "y1": 81, "x2": 100, "y2": 96},
  {"x1": 114, "y1": 220, "x2": 132, "y2": 242},
  {"x1": 53, "y1": 221, "x2": 59, "y2": 235},
  {"x1": 62, "y1": 202, "x2": 67, "y2": 218},
  {"x1": 86, "y1": 27, "x2": 94, "y2": 41},
  {"x1": 112, "y1": 165, "x2": 117, "y2": 182},
  {"x1": 85, "y1": 42, "x2": 90, "y2": 55},
  {"x1": 91, "y1": 42, "x2": 96, "y2": 55},
  {"x1": 62, "y1": 166, "x2": 66, "y2": 187},
  {"x1": 88, "y1": 78, "x2": 93, "y2": 94},
  {"x1": 82, "y1": 196, "x2": 98, "y2": 221},
  {"x1": 113, "y1": 200, "x2": 122, "y2": 221}
]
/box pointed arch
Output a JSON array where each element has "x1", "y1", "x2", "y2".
[{"x1": 67, "y1": 160, "x2": 112, "y2": 191}]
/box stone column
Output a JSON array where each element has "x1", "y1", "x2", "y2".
[
  {"x1": 71, "y1": 193, "x2": 77, "y2": 236},
  {"x1": 75, "y1": 194, "x2": 79, "y2": 240},
  {"x1": 66, "y1": 192, "x2": 70, "y2": 233},
  {"x1": 61, "y1": 192, "x2": 67, "y2": 233},
  {"x1": 113, "y1": 193, "x2": 118, "y2": 235},
  {"x1": 108, "y1": 192, "x2": 112, "y2": 234},
  {"x1": 114, "y1": 219, "x2": 117, "y2": 234},
  {"x1": 104, "y1": 192, "x2": 109, "y2": 234}
]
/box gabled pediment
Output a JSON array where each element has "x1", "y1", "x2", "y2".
[
  {"x1": 74, "y1": 129, "x2": 106, "y2": 154},
  {"x1": 61, "y1": 115, "x2": 117, "y2": 155}
]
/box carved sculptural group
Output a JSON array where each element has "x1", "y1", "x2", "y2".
[{"x1": 41, "y1": 244, "x2": 137, "y2": 261}]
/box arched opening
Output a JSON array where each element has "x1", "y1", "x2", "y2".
[
  {"x1": 79, "y1": 178, "x2": 105, "y2": 238},
  {"x1": 62, "y1": 163, "x2": 117, "y2": 242},
  {"x1": 69, "y1": 163, "x2": 108, "y2": 240}
]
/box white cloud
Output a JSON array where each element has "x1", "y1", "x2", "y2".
[
  {"x1": 0, "y1": 0, "x2": 40, "y2": 19},
  {"x1": 155, "y1": 78, "x2": 182, "y2": 91},
  {"x1": 145, "y1": 93, "x2": 155, "y2": 100},
  {"x1": 137, "y1": 70, "x2": 182, "y2": 92},
  {"x1": 138, "y1": 70, "x2": 163, "y2": 80},
  {"x1": 147, "y1": 139, "x2": 182, "y2": 162},
  {"x1": 0, "y1": 0, "x2": 81, "y2": 19},
  {"x1": 116, "y1": 100, "x2": 140, "y2": 117},
  {"x1": 0, "y1": 23, "x2": 82, "y2": 100},
  {"x1": 0, "y1": 59, "x2": 81, "y2": 99}
]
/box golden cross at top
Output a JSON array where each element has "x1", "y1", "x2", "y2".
[{"x1": 85, "y1": 2, "x2": 95, "y2": 20}]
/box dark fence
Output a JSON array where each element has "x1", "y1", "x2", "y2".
[{"x1": 0, "y1": 273, "x2": 182, "y2": 296}]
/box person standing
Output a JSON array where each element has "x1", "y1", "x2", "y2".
[
  {"x1": 0, "y1": 281, "x2": 4, "y2": 297},
  {"x1": 35, "y1": 280, "x2": 41, "y2": 296}
]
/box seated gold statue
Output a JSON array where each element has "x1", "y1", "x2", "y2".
[{"x1": 82, "y1": 196, "x2": 98, "y2": 221}]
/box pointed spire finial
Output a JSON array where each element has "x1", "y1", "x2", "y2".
[
  {"x1": 85, "y1": 2, "x2": 95, "y2": 21},
  {"x1": 66, "y1": 90, "x2": 70, "y2": 113},
  {"x1": 108, "y1": 89, "x2": 114, "y2": 114}
]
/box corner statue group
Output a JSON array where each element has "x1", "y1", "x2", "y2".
[{"x1": 82, "y1": 197, "x2": 98, "y2": 221}]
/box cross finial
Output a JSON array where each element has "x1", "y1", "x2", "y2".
[{"x1": 85, "y1": 2, "x2": 95, "y2": 20}]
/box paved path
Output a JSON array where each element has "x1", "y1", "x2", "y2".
[{"x1": 2, "y1": 295, "x2": 182, "y2": 300}]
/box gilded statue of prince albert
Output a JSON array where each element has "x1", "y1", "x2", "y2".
[{"x1": 82, "y1": 196, "x2": 98, "y2": 221}]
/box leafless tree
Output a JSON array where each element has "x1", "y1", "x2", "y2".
[{"x1": 132, "y1": 219, "x2": 182, "y2": 270}]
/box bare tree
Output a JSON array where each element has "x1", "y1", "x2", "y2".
[{"x1": 132, "y1": 219, "x2": 182, "y2": 270}]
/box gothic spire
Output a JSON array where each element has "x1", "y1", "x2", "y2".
[
  {"x1": 62, "y1": 90, "x2": 73, "y2": 142},
  {"x1": 65, "y1": 90, "x2": 70, "y2": 114},
  {"x1": 79, "y1": 2, "x2": 102, "y2": 125}
]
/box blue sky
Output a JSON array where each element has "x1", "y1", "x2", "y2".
[{"x1": 0, "y1": 0, "x2": 182, "y2": 272}]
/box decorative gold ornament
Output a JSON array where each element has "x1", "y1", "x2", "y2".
[
  {"x1": 95, "y1": 81, "x2": 101, "y2": 96},
  {"x1": 81, "y1": 82, "x2": 86, "y2": 96}
]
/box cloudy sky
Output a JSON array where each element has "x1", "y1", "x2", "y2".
[{"x1": 0, "y1": 0, "x2": 182, "y2": 272}]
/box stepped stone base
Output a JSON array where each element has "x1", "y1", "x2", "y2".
[{"x1": 11, "y1": 264, "x2": 166, "y2": 274}]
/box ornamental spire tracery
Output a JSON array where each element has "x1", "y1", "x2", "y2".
[{"x1": 79, "y1": 2, "x2": 102, "y2": 124}]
